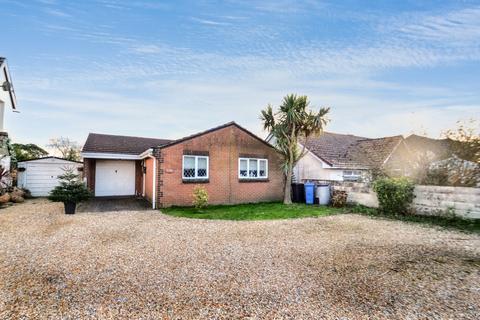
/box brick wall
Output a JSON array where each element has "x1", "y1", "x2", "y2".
[
  {"x1": 134, "y1": 161, "x2": 142, "y2": 196},
  {"x1": 155, "y1": 125, "x2": 284, "y2": 207},
  {"x1": 83, "y1": 158, "x2": 96, "y2": 192},
  {"x1": 144, "y1": 157, "x2": 154, "y2": 202}
]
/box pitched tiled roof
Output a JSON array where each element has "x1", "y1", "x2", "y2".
[
  {"x1": 302, "y1": 132, "x2": 403, "y2": 169},
  {"x1": 82, "y1": 133, "x2": 172, "y2": 155},
  {"x1": 345, "y1": 136, "x2": 404, "y2": 168},
  {"x1": 82, "y1": 122, "x2": 273, "y2": 156},
  {"x1": 158, "y1": 121, "x2": 274, "y2": 150},
  {"x1": 405, "y1": 134, "x2": 451, "y2": 160}
]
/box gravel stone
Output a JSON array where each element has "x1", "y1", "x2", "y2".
[{"x1": 1, "y1": 199, "x2": 479, "y2": 319}]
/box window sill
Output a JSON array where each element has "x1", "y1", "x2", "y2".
[
  {"x1": 238, "y1": 178, "x2": 269, "y2": 183},
  {"x1": 182, "y1": 179, "x2": 209, "y2": 184}
]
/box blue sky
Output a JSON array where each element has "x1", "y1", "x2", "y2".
[{"x1": 1, "y1": 0, "x2": 479, "y2": 148}]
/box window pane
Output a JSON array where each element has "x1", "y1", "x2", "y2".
[
  {"x1": 249, "y1": 159, "x2": 258, "y2": 177},
  {"x1": 239, "y1": 159, "x2": 248, "y2": 177},
  {"x1": 197, "y1": 157, "x2": 207, "y2": 177},
  {"x1": 259, "y1": 160, "x2": 267, "y2": 177},
  {"x1": 183, "y1": 156, "x2": 195, "y2": 178}
]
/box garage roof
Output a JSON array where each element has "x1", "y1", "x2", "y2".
[{"x1": 82, "y1": 133, "x2": 172, "y2": 155}]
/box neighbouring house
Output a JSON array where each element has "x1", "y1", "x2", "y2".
[
  {"x1": 292, "y1": 132, "x2": 413, "y2": 182},
  {"x1": 404, "y1": 134, "x2": 451, "y2": 162},
  {"x1": 0, "y1": 57, "x2": 18, "y2": 179},
  {"x1": 81, "y1": 122, "x2": 284, "y2": 208},
  {"x1": 17, "y1": 157, "x2": 83, "y2": 196},
  {"x1": 405, "y1": 135, "x2": 478, "y2": 186}
]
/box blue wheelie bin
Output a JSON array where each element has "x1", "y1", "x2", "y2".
[{"x1": 304, "y1": 182, "x2": 315, "y2": 205}]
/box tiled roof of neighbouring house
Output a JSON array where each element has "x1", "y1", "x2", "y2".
[
  {"x1": 404, "y1": 134, "x2": 451, "y2": 161},
  {"x1": 301, "y1": 132, "x2": 404, "y2": 169},
  {"x1": 82, "y1": 133, "x2": 172, "y2": 155}
]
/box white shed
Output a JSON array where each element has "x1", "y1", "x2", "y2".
[{"x1": 17, "y1": 157, "x2": 83, "y2": 197}]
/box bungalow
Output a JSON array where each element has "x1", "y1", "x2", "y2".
[
  {"x1": 81, "y1": 122, "x2": 284, "y2": 208},
  {"x1": 293, "y1": 132, "x2": 413, "y2": 182}
]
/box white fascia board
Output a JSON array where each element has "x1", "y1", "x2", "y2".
[
  {"x1": 81, "y1": 152, "x2": 141, "y2": 160},
  {"x1": 139, "y1": 148, "x2": 153, "y2": 159}
]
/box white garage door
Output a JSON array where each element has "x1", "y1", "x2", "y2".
[{"x1": 95, "y1": 160, "x2": 136, "y2": 197}]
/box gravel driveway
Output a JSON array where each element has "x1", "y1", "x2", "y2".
[{"x1": 1, "y1": 199, "x2": 479, "y2": 319}]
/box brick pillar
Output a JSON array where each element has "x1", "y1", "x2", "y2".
[
  {"x1": 152, "y1": 148, "x2": 164, "y2": 208},
  {"x1": 83, "y1": 158, "x2": 96, "y2": 193}
]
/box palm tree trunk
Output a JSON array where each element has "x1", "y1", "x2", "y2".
[{"x1": 283, "y1": 163, "x2": 293, "y2": 204}]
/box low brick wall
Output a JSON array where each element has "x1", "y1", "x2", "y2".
[{"x1": 325, "y1": 181, "x2": 480, "y2": 219}]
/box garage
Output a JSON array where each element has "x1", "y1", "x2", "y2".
[
  {"x1": 94, "y1": 160, "x2": 136, "y2": 197},
  {"x1": 17, "y1": 157, "x2": 83, "y2": 197}
]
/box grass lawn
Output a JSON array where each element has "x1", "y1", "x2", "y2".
[
  {"x1": 162, "y1": 202, "x2": 344, "y2": 220},
  {"x1": 163, "y1": 202, "x2": 480, "y2": 234},
  {"x1": 350, "y1": 205, "x2": 480, "y2": 234}
]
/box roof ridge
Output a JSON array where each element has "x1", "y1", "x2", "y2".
[
  {"x1": 357, "y1": 135, "x2": 403, "y2": 142},
  {"x1": 88, "y1": 132, "x2": 172, "y2": 141},
  {"x1": 158, "y1": 121, "x2": 273, "y2": 150},
  {"x1": 322, "y1": 131, "x2": 367, "y2": 139}
]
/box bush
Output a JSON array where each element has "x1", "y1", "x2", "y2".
[
  {"x1": 331, "y1": 189, "x2": 348, "y2": 207},
  {"x1": 373, "y1": 177, "x2": 415, "y2": 215},
  {"x1": 48, "y1": 169, "x2": 91, "y2": 203},
  {"x1": 192, "y1": 186, "x2": 208, "y2": 209}
]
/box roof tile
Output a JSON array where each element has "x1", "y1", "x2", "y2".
[
  {"x1": 302, "y1": 132, "x2": 403, "y2": 168},
  {"x1": 82, "y1": 133, "x2": 172, "y2": 155}
]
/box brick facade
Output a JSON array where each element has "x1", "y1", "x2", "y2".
[
  {"x1": 153, "y1": 124, "x2": 284, "y2": 208},
  {"x1": 83, "y1": 158, "x2": 96, "y2": 191}
]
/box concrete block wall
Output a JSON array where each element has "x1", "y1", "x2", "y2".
[
  {"x1": 330, "y1": 181, "x2": 480, "y2": 219},
  {"x1": 414, "y1": 185, "x2": 480, "y2": 219}
]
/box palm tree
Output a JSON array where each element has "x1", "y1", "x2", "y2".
[{"x1": 261, "y1": 94, "x2": 329, "y2": 204}]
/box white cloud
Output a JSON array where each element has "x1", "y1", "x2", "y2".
[
  {"x1": 191, "y1": 17, "x2": 232, "y2": 26},
  {"x1": 394, "y1": 6, "x2": 480, "y2": 43},
  {"x1": 9, "y1": 2, "x2": 480, "y2": 146},
  {"x1": 44, "y1": 8, "x2": 71, "y2": 18}
]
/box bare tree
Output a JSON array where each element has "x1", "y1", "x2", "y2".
[{"x1": 48, "y1": 137, "x2": 81, "y2": 162}]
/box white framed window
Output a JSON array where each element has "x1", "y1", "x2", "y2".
[
  {"x1": 343, "y1": 170, "x2": 362, "y2": 181},
  {"x1": 239, "y1": 158, "x2": 268, "y2": 179},
  {"x1": 183, "y1": 155, "x2": 209, "y2": 179}
]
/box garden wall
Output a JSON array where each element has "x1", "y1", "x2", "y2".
[
  {"x1": 413, "y1": 185, "x2": 480, "y2": 219},
  {"x1": 327, "y1": 181, "x2": 480, "y2": 219}
]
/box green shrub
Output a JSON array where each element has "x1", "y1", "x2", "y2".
[
  {"x1": 373, "y1": 177, "x2": 415, "y2": 215},
  {"x1": 192, "y1": 186, "x2": 209, "y2": 209},
  {"x1": 331, "y1": 189, "x2": 348, "y2": 208},
  {"x1": 48, "y1": 169, "x2": 91, "y2": 203}
]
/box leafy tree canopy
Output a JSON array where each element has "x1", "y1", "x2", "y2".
[
  {"x1": 11, "y1": 143, "x2": 48, "y2": 163},
  {"x1": 443, "y1": 119, "x2": 479, "y2": 163}
]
